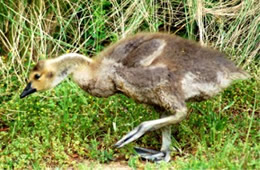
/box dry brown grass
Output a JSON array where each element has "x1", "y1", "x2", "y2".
[{"x1": 0, "y1": 1, "x2": 258, "y2": 76}]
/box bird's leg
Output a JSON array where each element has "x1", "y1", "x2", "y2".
[
  {"x1": 134, "y1": 114, "x2": 172, "y2": 162},
  {"x1": 114, "y1": 107, "x2": 187, "y2": 162},
  {"x1": 160, "y1": 125, "x2": 171, "y2": 161}
]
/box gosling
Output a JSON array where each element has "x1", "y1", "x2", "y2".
[{"x1": 20, "y1": 32, "x2": 249, "y2": 162}]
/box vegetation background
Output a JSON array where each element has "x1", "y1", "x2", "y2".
[{"x1": 0, "y1": 0, "x2": 259, "y2": 169}]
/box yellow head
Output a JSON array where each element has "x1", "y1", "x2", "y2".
[
  {"x1": 20, "y1": 60, "x2": 56, "y2": 98},
  {"x1": 20, "y1": 53, "x2": 93, "y2": 98}
]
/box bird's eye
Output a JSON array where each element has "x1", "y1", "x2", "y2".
[{"x1": 34, "y1": 74, "x2": 41, "y2": 80}]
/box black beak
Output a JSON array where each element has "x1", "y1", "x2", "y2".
[{"x1": 20, "y1": 82, "x2": 37, "y2": 98}]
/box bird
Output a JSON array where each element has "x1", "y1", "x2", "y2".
[{"x1": 20, "y1": 32, "x2": 249, "y2": 162}]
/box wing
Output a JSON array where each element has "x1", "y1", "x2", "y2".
[
  {"x1": 99, "y1": 33, "x2": 149, "y2": 62},
  {"x1": 99, "y1": 33, "x2": 167, "y2": 67},
  {"x1": 121, "y1": 38, "x2": 166, "y2": 67}
]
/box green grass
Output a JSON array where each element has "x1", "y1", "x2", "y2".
[{"x1": 0, "y1": 0, "x2": 259, "y2": 169}]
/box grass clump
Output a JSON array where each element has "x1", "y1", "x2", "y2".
[{"x1": 0, "y1": 0, "x2": 259, "y2": 169}]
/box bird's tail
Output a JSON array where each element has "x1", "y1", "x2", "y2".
[{"x1": 229, "y1": 69, "x2": 250, "y2": 81}]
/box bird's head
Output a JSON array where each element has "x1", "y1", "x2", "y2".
[
  {"x1": 20, "y1": 53, "x2": 93, "y2": 99},
  {"x1": 20, "y1": 60, "x2": 57, "y2": 98}
]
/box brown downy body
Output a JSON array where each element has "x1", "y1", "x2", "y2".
[{"x1": 94, "y1": 33, "x2": 248, "y2": 108}]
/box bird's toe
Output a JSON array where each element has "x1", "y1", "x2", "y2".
[{"x1": 134, "y1": 147, "x2": 171, "y2": 162}]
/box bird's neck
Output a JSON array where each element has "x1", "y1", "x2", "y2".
[{"x1": 49, "y1": 53, "x2": 94, "y2": 87}]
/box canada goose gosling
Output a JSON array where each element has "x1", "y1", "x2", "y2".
[{"x1": 21, "y1": 33, "x2": 249, "y2": 162}]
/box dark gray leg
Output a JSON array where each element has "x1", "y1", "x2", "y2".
[
  {"x1": 160, "y1": 126, "x2": 171, "y2": 161},
  {"x1": 134, "y1": 119, "x2": 172, "y2": 162},
  {"x1": 114, "y1": 107, "x2": 187, "y2": 162}
]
